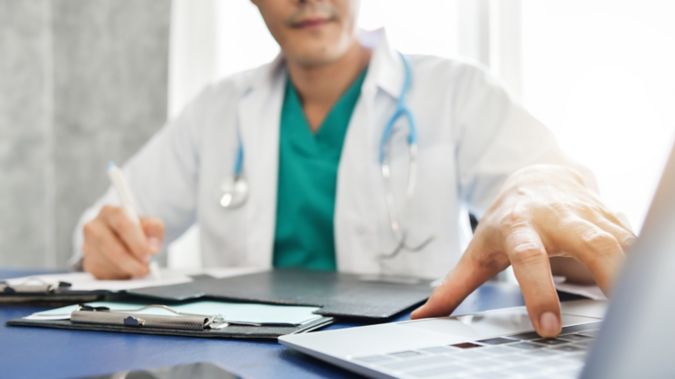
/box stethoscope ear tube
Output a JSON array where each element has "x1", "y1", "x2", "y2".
[
  {"x1": 377, "y1": 54, "x2": 417, "y2": 164},
  {"x1": 376, "y1": 54, "x2": 435, "y2": 259},
  {"x1": 220, "y1": 128, "x2": 248, "y2": 208},
  {"x1": 233, "y1": 127, "x2": 245, "y2": 178}
]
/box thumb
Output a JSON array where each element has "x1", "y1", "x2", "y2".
[
  {"x1": 412, "y1": 236, "x2": 505, "y2": 319},
  {"x1": 140, "y1": 216, "x2": 164, "y2": 254},
  {"x1": 411, "y1": 262, "x2": 485, "y2": 319}
]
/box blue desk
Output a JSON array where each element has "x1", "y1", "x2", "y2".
[{"x1": 0, "y1": 269, "x2": 526, "y2": 379}]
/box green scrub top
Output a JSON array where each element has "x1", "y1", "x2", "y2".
[{"x1": 272, "y1": 67, "x2": 368, "y2": 271}]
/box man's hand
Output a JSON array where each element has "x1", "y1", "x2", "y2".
[
  {"x1": 412, "y1": 165, "x2": 636, "y2": 337},
  {"x1": 82, "y1": 205, "x2": 164, "y2": 279}
]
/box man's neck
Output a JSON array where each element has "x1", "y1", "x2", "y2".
[{"x1": 286, "y1": 41, "x2": 371, "y2": 131}]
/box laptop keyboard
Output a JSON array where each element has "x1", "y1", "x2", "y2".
[{"x1": 351, "y1": 322, "x2": 601, "y2": 379}]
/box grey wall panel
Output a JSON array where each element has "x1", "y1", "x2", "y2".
[
  {"x1": 0, "y1": 0, "x2": 52, "y2": 267},
  {"x1": 51, "y1": 0, "x2": 170, "y2": 266},
  {"x1": 0, "y1": 0, "x2": 51, "y2": 138},
  {"x1": 0, "y1": 0, "x2": 170, "y2": 268},
  {"x1": 0, "y1": 135, "x2": 51, "y2": 267}
]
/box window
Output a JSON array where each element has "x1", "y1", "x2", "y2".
[
  {"x1": 358, "y1": 0, "x2": 461, "y2": 58},
  {"x1": 520, "y1": 0, "x2": 675, "y2": 230}
]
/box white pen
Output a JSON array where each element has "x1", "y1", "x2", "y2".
[{"x1": 107, "y1": 161, "x2": 161, "y2": 279}]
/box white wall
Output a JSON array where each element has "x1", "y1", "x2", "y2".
[{"x1": 520, "y1": 0, "x2": 675, "y2": 230}]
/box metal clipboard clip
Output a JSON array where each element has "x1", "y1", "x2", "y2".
[
  {"x1": 0, "y1": 278, "x2": 72, "y2": 294},
  {"x1": 70, "y1": 304, "x2": 254, "y2": 331}
]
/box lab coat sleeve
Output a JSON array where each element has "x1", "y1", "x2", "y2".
[
  {"x1": 69, "y1": 87, "x2": 209, "y2": 268},
  {"x1": 453, "y1": 64, "x2": 594, "y2": 218}
]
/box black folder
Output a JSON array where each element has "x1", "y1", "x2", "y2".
[{"x1": 124, "y1": 269, "x2": 433, "y2": 320}]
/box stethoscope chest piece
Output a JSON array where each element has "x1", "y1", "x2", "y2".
[{"x1": 219, "y1": 176, "x2": 248, "y2": 208}]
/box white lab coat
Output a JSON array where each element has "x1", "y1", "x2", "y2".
[{"x1": 72, "y1": 30, "x2": 570, "y2": 279}]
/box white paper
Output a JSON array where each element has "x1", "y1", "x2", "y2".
[
  {"x1": 555, "y1": 281, "x2": 607, "y2": 301},
  {"x1": 24, "y1": 304, "x2": 80, "y2": 320},
  {"x1": 180, "y1": 266, "x2": 266, "y2": 279},
  {"x1": 25, "y1": 300, "x2": 323, "y2": 325},
  {"x1": 4, "y1": 266, "x2": 273, "y2": 293},
  {"x1": 5, "y1": 270, "x2": 192, "y2": 292}
]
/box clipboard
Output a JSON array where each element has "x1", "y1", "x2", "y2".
[
  {"x1": 0, "y1": 278, "x2": 106, "y2": 304},
  {"x1": 7, "y1": 303, "x2": 334, "y2": 340}
]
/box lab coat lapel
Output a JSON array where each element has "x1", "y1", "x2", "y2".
[
  {"x1": 335, "y1": 29, "x2": 406, "y2": 273},
  {"x1": 236, "y1": 60, "x2": 285, "y2": 268}
]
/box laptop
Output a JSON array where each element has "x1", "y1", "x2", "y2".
[{"x1": 280, "y1": 141, "x2": 675, "y2": 379}]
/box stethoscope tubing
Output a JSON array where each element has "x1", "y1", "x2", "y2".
[{"x1": 220, "y1": 52, "x2": 432, "y2": 257}]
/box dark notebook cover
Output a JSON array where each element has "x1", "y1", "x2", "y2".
[{"x1": 124, "y1": 269, "x2": 433, "y2": 320}]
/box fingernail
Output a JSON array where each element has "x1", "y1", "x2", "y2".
[
  {"x1": 539, "y1": 312, "x2": 560, "y2": 337},
  {"x1": 148, "y1": 237, "x2": 162, "y2": 252}
]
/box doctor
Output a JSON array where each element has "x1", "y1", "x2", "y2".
[{"x1": 74, "y1": 0, "x2": 634, "y2": 338}]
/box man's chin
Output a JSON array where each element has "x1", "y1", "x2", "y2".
[
  {"x1": 284, "y1": 38, "x2": 356, "y2": 68},
  {"x1": 281, "y1": 27, "x2": 356, "y2": 66},
  {"x1": 286, "y1": 49, "x2": 348, "y2": 68}
]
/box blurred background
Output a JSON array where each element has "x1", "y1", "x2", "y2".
[{"x1": 1, "y1": 0, "x2": 674, "y2": 269}]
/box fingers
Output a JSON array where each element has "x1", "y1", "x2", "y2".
[
  {"x1": 549, "y1": 256, "x2": 594, "y2": 285},
  {"x1": 81, "y1": 206, "x2": 164, "y2": 280},
  {"x1": 84, "y1": 240, "x2": 141, "y2": 280},
  {"x1": 600, "y1": 209, "x2": 634, "y2": 235},
  {"x1": 505, "y1": 224, "x2": 561, "y2": 337},
  {"x1": 593, "y1": 215, "x2": 637, "y2": 251},
  {"x1": 100, "y1": 206, "x2": 153, "y2": 261},
  {"x1": 411, "y1": 235, "x2": 507, "y2": 319},
  {"x1": 82, "y1": 219, "x2": 149, "y2": 279},
  {"x1": 550, "y1": 217, "x2": 625, "y2": 295},
  {"x1": 141, "y1": 217, "x2": 164, "y2": 254}
]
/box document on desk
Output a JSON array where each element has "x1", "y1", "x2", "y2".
[
  {"x1": 4, "y1": 270, "x2": 193, "y2": 292},
  {"x1": 552, "y1": 275, "x2": 607, "y2": 300},
  {"x1": 555, "y1": 282, "x2": 607, "y2": 300},
  {"x1": 25, "y1": 300, "x2": 324, "y2": 326},
  {"x1": 3, "y1": 267, "x2": 270, "y2": 293}
]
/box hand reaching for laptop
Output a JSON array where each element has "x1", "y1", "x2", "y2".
[{"x1": 412, "y1": 164, "x2": 636, "y2": 337}]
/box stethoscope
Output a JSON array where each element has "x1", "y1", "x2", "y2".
[{"x1": 219, "y1": 53, "x2": 434, "y2": 258}]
